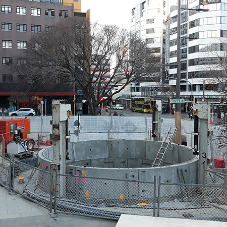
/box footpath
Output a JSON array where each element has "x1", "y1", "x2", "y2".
[{"x1": 0, "y1": 185, "x2": 117, "y2": 227}]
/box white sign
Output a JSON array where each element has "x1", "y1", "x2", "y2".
[{"x1": 170, "y1": 99, "x2": 185, "y2": 104}]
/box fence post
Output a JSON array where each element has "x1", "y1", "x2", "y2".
[
  {"x1": 50, "y1": 164, "x2": 58, "y2": 218},
  {"x1": 54, "y1": 171, "x2": 58, "y2": 214},
  {"x1": 157, "y1": 176, "x2": 161, "y2": 217},
  {"x1": 8, "y1": 157, "x2": 11, "y2": 193},
  {"x1": 11, "y1": 157, "x2": 14, "y2": 192},
  {"x1": 9, "y1": 156, "x2": 14, "y2": 193},
  {"x1": 153, "y1": 175, "x2": 156, "y2": 217},
  {"x1": 49, "y1": 172, "x2": 53, "y2": 214}
]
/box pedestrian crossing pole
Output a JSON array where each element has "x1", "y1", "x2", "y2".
[{"x1": 74, "y1": 94, "x2": 75, "y2": 116}]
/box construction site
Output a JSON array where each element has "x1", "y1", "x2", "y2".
[{"x1": 0, "y1": 100, "x2": 227, "y2": 225}]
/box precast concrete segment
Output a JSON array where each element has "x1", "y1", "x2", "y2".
[
  {"x1": 38, "y1": 140, "x2": 198, "y2": 196},
  {"x1": 116, "y1": 215, "x2": 227, "y2": 227}
]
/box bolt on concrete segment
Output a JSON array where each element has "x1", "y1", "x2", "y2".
[{"x1": 116, "y1": 215, "x2": 227, "y2": 227}]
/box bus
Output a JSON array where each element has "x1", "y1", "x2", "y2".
[{"x1": 131, "y1": 97, "x2": 156, "y2": 113}]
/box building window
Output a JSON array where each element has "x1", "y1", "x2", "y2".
[
  {"x1": 1, "y1": 5, "x2": 11, "y2": 14},
  {"x1": 59, "y1": 10, "x2": 68, "y2": 18},
  {"x1": 18, "y1": 75, "x2": 26, "y2": 81},
  {"x1": 2, "y1": 23, "x2": 12, "y2": 31},
  {"x1": 200, "y1": 30, "x2": 220, "y2": 38},
  {"x1": 31, "y1": 25, "x2": 41, "y2": 33},
  {"x1": 17, "y1": 41, "x2": 27, "y2": 49},
  {"x1": 189, "y1": 19, "x2": 199, "y2": 28},
  {"x1": 3, "y1": 74, "x2": 13, "y2": 83},
  {"x1": 170, "y1": 39, "x2": 177, "y2": 47},
  {"x1": 17, "y1": 24, "x2": 27, "y2": 32},
  {"x1": 221, "y1": 30, "x2": 227, "y2": 38},
  {"x1": 181, "y1": 61, "x2": 187, "y2": 71},
  {"x1": 45, "y1": 9, "x2": 55, "y2": 17},
  {"x1": 2, "y1": 40, "x2": 12, "y2": 48},
  {"x1": 147, "y1": 18, "x2": 155, "y2": 24},
  {"x1": 16, "y1": 6, "x2": 26, "y2": 15},
  {"x1": 146, "y1": 37, "x2": 161, "y2": 44},
  {"x1": 132, "y1": 8, "x2": 135, "y2": 16},
  {"x1": 141, "y1": 1, "x2": 145, "y2": 10},
  {"x1": 45, "y1": 25, "x2": 53, "y2": 32},
  {"x1": 181, "y1": 23, "x2": 187, "y2": 35},
  {"x1": 148, "y1": 48, "x2": 160, "y2": 53},
  {"x1": 181, "y1": 48, "x2": 187, "y2": 59},
  {"x1": 170, "y1": 50, "x2": 177, "y2": 57},
  {"x1": 2, "y1": 57, "x2": 12, "y2": 65},
  {"x1": 31, "y1": 7, "x2": 41, "y2": 16},
  {"x1": 146, "y1": 28, "x2": 155, "y2": 34},
  {"x1": 146, "y1": 38, "x2": 154, "y2": 44},
  {"x1": 17, "y1": 58, "x2": 26, "y2": 65},
  {"x1": 170, "y1": 27, "x2": 177, "y2": 35}
]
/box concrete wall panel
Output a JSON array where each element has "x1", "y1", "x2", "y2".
[{"x1": 38, "y1": 139, "x2": 198, "y2": 200}]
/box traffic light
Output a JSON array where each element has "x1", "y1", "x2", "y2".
[
  {"x1": 126, "y1": 71, "x2": 130, "y2": 76},
  {"x1": 100, "y1": 97, "x2": 104, "y2": 101}
]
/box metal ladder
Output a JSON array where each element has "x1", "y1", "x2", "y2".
[{"x1": 152, "y1": 127, "x2": 178, "y2": 167}]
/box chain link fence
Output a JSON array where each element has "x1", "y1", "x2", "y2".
[
  {"x1": 1, "y1": 154, "x2": 227, "y2": 221},
  {"x1": 54, "y1": 174, "x2": 156, "y2": 219},
  {"x1": 0, "y1": 154, "x2": 53, "y2": 212},
  {"x1": 68, "y1": 116, "x2": 153, "y2": 142},
  {"x1": 13, "y1": 159, "x2": 53, "y2": 210},
  {"x1": 158, "y1": 175, "x2": 227, "y2": 222},
  {"x1": 0, "y1": 155, "x2": 10, "y2": 190}
]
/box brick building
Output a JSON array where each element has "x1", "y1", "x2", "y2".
[{"x1": 0, "y1": 0, "x2": 89, "y2": 114}]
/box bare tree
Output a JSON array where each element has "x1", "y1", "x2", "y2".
[{"x1": 15, "y1": 17, "x2": 160, "y2": 115}]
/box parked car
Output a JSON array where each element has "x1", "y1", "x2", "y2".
[
  {"x1": 9, "y1": 108, "x2": 36, "y2": 116},
  {"x1": 113, "y1": 104, "x2": 124, "y2": 110}
]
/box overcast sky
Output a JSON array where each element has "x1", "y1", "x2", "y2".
[{"x1": 81, "y1": 0, "x2": 141, "y2": 30}]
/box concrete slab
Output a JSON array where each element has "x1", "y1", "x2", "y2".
[
  {"x1": 116, "y1": 214, "x2": 227, "y2": 227},
  {"x1": 0, "y1": 186, "x2": 48, "y2": 220}
]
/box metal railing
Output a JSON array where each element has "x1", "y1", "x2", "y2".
[{"x1": 1, "y1": 154, "x2": 227, "y2": 221}]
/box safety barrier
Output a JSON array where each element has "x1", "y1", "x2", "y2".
[
  {"x1": 0, "y1": 154, "x2": 227, "y2": 221},
  {"x1": 0, "y1": 155, "x2": 52, "y2": 212},
  {"x1": 54, "y1": 174, "x2": 156, "y2": 219},
  {"x1": 0, "y1": 155, "x2": 10, "y2": 191},
  {"x1": 158, "y1": 181, "x2": 227, "y2": 222}
]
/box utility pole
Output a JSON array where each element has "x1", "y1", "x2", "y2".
[
  {"x1": 50, "y1": 100, "x2": 71, "y2": 200},
  {"x1": 176, "y1": 0, "x2": 182, "y2": 144}
]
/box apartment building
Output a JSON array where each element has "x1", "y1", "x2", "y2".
[
  {"x1": 166, "y1": 0, "x2": 227, "y2": 101},
  {"x1": 128, "y1": 0, "x2": 166, "y2": 98},
  {"x1": 0, "y1": 0, "x2": 89, "y2": 112}
]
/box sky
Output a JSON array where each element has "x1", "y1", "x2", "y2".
[{"x1": 81, "y1": 0, "x2": 141, "y2": 30}]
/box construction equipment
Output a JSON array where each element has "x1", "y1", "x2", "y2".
[
  {"x1": 0, "y1": 118, "x2": 30, "y2": 153},
  {"x1": 152, "y1": 127, "x2": 177, "y2": 167},
  {"x1": 0, "y1": 118, "x2": 34, "y2": 158}
]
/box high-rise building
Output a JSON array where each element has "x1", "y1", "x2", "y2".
[
  {"x1": 0, "y1": 0, "x2": 89, "y2": 112},
  {"x1": 166, "y1": 0, "x2": 226, "y2": 102},
  {"x1": 129, "y1": 0, "x2": 166, "y2": 98}
]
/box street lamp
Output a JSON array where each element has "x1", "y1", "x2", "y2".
[
  {"x1": 175, "y1": 0, "x2": 209, "y2": 144},
  {"x1": 176, "y1": 0, "x2": 181, "y2": 144}
]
